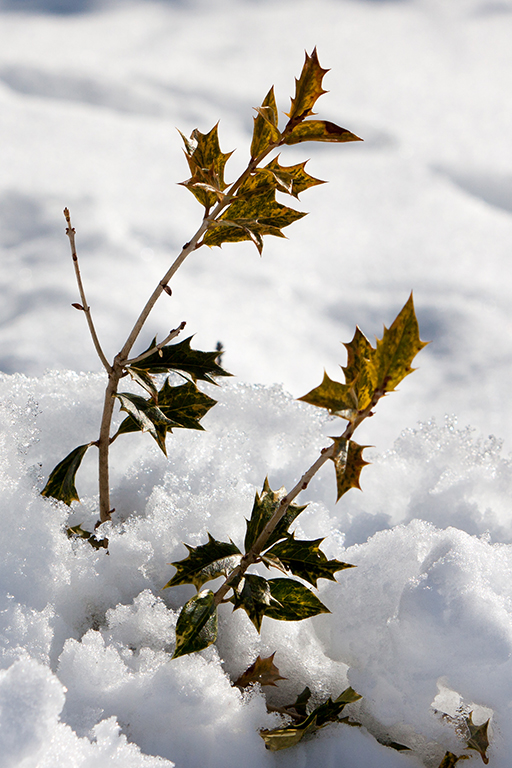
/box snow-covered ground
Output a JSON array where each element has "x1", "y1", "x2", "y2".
[{"x1": 1, "y1": 0, "x2": 512, "y2": 766}]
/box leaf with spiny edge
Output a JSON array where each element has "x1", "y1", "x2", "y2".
[
  {"x1": 67, "y1": 524, "x2": 108, "y2": 551},
  {"x1": 251, "y1": 86, "x2": 280, "y2": 159},
  {"x1": 286, "y1": 48, "x2": 329, "y2": 123},
  {"x1": 234, "y1": 653, "x2": 287, "y2": 689},
  {"x1": 263, "y1": 578, "x2": 330, "y2": 622},
  {"x1": 331, "y1": 438, "x2": 370, "y2": 502},
  {"x1": 282, "y1": 120, "x2": 362, "y2": 146},
  {"x1": 179, "y1": 124, "x2": 233, "y2": 209},
  {"x1": 127, "y1": 366, "x2": 158, "y2": 400},
  {"x1": 290, "y1": 686, "x2": 312, "y2": 718},
  {"x1": 115, "y1": 392, "x2": 175, "y2": 455},
  {"x1": 172, "y1": 589, "x2": 218, "y2": 658},
  {"x1": 464, "y1": 712, "x2": 490, "y2": 764},
  {"x1": 132, "y1": 336, "x2": 231, "y2": 383},
  {"x1": 41, "y1": 443, "x2": 91, "y2": 506},
  {"x1": 373, "y1": 293, "x2": 428, "y2": 394},
  {"x1": 232, "y1": 574, "x2": 281, "y2": 632},
  {"x1": 164, "y1": 534, "x2": 241, "y2": 591},
  {"x1": 244, "y1": 478, "x2": 307, "y2": 553},
  {"x1": 264, "y1": 535, "x2": 354, "y2": 587},
  {"x1": 299, "y1": 295, "x2": 426, "y2": 420},
  {"x1": 265, "y1": 157, "x2": 325, "y2": 198}
]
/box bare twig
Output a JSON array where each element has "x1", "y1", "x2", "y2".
[
  {"x1": 124, "y1": 321, "x2": 186, "y2": 367},
  {"x1": 64, "y1": 208, "x2": 112, "y2": 374}
]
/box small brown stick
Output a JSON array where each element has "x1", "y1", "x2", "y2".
[
  {"x1": 124, "y1": 321, "x2": 186, "y2": 367},
  {"x1": 64, "y1": 208, "x2": 112, "y2": 374}
]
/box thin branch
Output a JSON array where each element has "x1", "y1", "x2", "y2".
[
  {"x1": 64, "y1": 208, "x2": 112, "y2": 374},
  {"x1": 124, "y1": 321, "x2": 187, "y2": 367}
]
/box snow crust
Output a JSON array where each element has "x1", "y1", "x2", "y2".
[{"x1": 1, "y1": 371, "x2": 512, "y2": 766}]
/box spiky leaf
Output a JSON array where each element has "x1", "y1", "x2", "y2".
[
  {"x1": 331, "y1": 438, "x2": 370, "y2": 501},
  {"x1": 67, "y1": 524, "x2": 109, "y2": 551},
  {"x1": 244, "y1": 479, "x2": 307, "y2": 553},
  {"x1": 282, "y1": 120, "x2": 362, "y2": 145},
  {"x1": 286, "y1": 48, "x2": 329, "y2": 122},
  {"x1": 298, "y1": 371, "x2": 356, "y2": 419},
  {"x1": 290, "y1": 686, "x2": 312, "y2": 718},
  {"x1": 342, "y1": 326, "x2": 378, "y2": 411},
  {"x1": 265, "y1": 536, "x2": 354, "y2": 587},
  {"x1": 264, "y1": 578, "x2": 330, "y2": 622},
  {"x1": 164, "y1": 534, "x2": 241, "y2": 591},
  {"x1": 261, "y1": 716, "x2": 318, "y2": 751},
  {"x1": 41, "y1": 443, "x2": 91, "y2": 505},
  {"x1": 465, "y1": 713, "x2": 490, "y2": 764},
  {"x1": 235, "y1": 653, "x2": 287, "y2": 688},
  {"x1": 232, "y1": 574, "x2": 281, "y2": 632},
  {"x1": 251, "y1": 86, "x2": 280, "y2": 159},
  {"x1": 172, "y1": 590, "x2": 218, "y2": 658},
  {"x1": 179, "y1": 124, "x2": 233, "y2": 208},
  {"x1": 127, "y1": 367, "x2": 158, "y2": 399},
  {"x1": 265, "y1": 156, "x2": 325, "y2": 198},
  {"x1": 132, "y1": 336, "x2": 231, "y2": 383}
]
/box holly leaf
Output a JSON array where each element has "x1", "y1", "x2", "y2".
[
  {"x1": 234, "y1": 653, "x2": 287, "y2": 689},
  {"x1": 331, "y1": 438, "x2": 370, "y2": 501},
  {"x1": 373, "y1": 293, "x2": 428, "y2": 394},
  {"x1": 172, "y1": 589, "x2": 218, "y2": 659},
  {"x1": 116, "y1": 392, "x2": 175, "y2": 455},
  {"x1": 289, "y1": 686, "x2": 312, "y2": 718},
  {"x1": 41, "y1": 443, "x2": 91, "y2": 505},
  {"x1": 265, "y1": 156, "x2": 325, "y2": 198},
  {"x1": 179, "y1": 124, "x2": 233, "y2": 209},
  {"x1": 127, "y1": 367, "x2": 158, "y2": 400},
  {"x1": 465, "y1": 712, "x2": 490, "y2": 764},
  {"x1": 164, "y1": 533, "x2": 241, "y2": 591},
  {"x1": 299, "y1": 295, "x2": 426, "y2": 419},
  {"x1": 244, "y1": 479, "x2": 307, "y2": 553},
  {"x1": 437, "y1": 753, "x2": 470, "y2": 768},
  {"x1": 264, "y1": 578, "x2": 330, "y2": 622},
  {"x1": 265, "y1": 536, "x2": 354, "y2": 587},
  {"x1": 232, "y1": 574, "x2": 281, "y2": 632},
  {"x1": 66, "y1": 524, "x2": 108, "y2": 551},
  {"x1": 286, "y1": 48, "x2": 329, "y2": 123},
  {"x1": 261, "y1": 715, "x2": 318, "y2": 751},
  {"x1": 282, "y1": 119, "x2": 362, "y2": 146},
  {"x1": 132, "y1": 336, "x2": 231, "y2": 383},
  {"x1": 251, "y1": 86, "x2": 280, "y2": 159}
]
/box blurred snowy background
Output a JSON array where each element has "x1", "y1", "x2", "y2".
[{"x1": 1, "y1": 1, "x2": 512, "y2": 766}]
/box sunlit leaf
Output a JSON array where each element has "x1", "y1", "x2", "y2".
[
  {"x1": 265, "y1": 156, "x2": 325, "y2": 198},
  {"x1": 172, "y1": 590, "x2": 218, "y2": 658},
  {"x1": 41, "y1": 443, "x2": 91, "y2": 506},
  {"x1": 116, "y1": 392, "x2": 175, "y2": 455},
  {"x1": 437, "y1": 753, "x2": 470, "y2": 768},
  {"x1": 330, "y1": 438, "x2": 370, "y2": 501},
  {"x1": 298, "y1": 371, "x2": 356, "y2": 419},
  {"x1": 127, "y1": 366, "x2": 158, "y2": 400},
  {"x1": 244, "y1": 479, "x2": 307, "y2": 553},
  {"x1": 251, "y1": 86, "x2": 280, "y2": 159},
  {"x1": 286, "y1": 48, "x2": 329, "y2": 122},
  {"x1": 66, "y1": 523, "x2": 108, "y2": 551},
  {"x1": 261, "y1": 716, "x2": 318, "y2": 751},
  {"x1": 179, "y1": 124, "x2": 233, "y2": 209},
  {"x1": 282, "y1": 120, "x2": 362, "y2": 146},
  {"x1": 234, "y1": 653, "x2": 287, "y2": 688},
  {"x1": 264, "y1": 578, "x2": 330, "y2": 622},
  {"x1": 265, "y1": 536, "x2": 354, "y2": 587},
  {"x1": 164, "y1": 534, "x2": 241, "y2": 591}
]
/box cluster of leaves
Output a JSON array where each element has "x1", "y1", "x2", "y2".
[
  {"x1": 42, "y1": 337, "x2": 230, "y2": 508},
  {"x1": 180, "y1": 48, "x2": 361, "y2": 255},
  {"x1": 166, "y1": 480, "x2": 354, "y2": 658}
]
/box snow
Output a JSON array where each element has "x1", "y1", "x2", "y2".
[{"x1": 1, "y1": 0, "x2": 512, "y2": 766}]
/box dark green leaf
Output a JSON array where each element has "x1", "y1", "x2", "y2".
[
  {"x1": 264, "y1": 578, "x2": 330, "y2": 622},
  {"x1": 41, "y1": 443, "x2": 91, "y2": 506},
  {"x1": 331, "y1": 438, "x2": 370, "y2": 501},
  {"x1": 116, "y1": 392, "x2": 175, "y2": 455},
  {"x1": 232, "y1": 574, "x2": 281, "y2": 632},
  {"x1": 265, "y1": 536, "x2": 354, "y2": 587},
  {"x1": 282, "y1": 119, "x2": 362, "y2": 145},
  {"x1": 66, "y1": 523, "x2": 108, "y2": 550},
  {"x1": 127, "y1": 367, "x2": 158, "y2": 399},
  {"x1": 234, "y1": 653, "x2": 287, "y2": 688},
  {"x1": 164, "y1": 533, "x2": 241, "y2": 591},
  {"x1": 179, "y1": 124, "x2": 233, "y2": 209},
  {"x1": 286, "y1": 48, "x2": 329, "y2": 122},
  {"x1": 172, "y1": 590, "x2": 218, "y2": 658},
  {"x1": 132, "y1": 336, "x2": 231, "y2": 383},
  {"x1": 251, "y1": 86, "x2": 280, "y2": 159},
  {"x1": 290, "y1": 686, "x2": 312, "y2": 718},
  {"x1": 244, "y1": 479, "x2": 307, "y2": 553}
]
